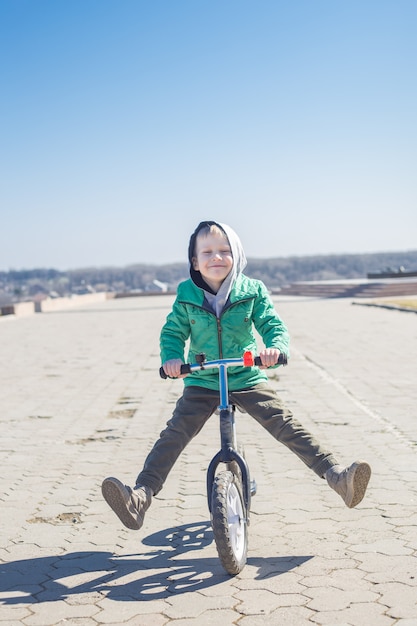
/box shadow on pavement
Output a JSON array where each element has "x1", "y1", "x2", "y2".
[{"x1": 0, "y1": 522, "x2": 313, "y2": 603}]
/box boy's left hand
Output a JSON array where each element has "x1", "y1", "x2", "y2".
[{"x1": 259, "y1": 348, "x2": 281, "y2": 368}]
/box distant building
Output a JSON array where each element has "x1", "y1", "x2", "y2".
[{"x1": 151, "y1": 279, "x2": 169, "y2": 292}]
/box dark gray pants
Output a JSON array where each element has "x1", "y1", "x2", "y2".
[{"x1": 136, "y1": 383, "x2": 338, "y2": 495}]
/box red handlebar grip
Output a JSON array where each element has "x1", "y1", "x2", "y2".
[{"x1": 243, "y1": 351, "x2": 254, "y2": 367}]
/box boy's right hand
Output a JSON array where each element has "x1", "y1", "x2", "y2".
[{"x1": 162, "y1": 359, "x2": 187, "y2": 379}]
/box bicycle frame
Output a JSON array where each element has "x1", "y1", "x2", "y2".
[
  {"x1": 177, "y1": 353, "x2": 254, "y2": 519},
  {"x1": 206, "y1": 359, "x2": 252, "y2": 519}
]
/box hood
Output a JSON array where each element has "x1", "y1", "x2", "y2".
[
  {"x1": 187, "y1": 220, "x2": 247, "y2": 316},
  {"x1": 188, "y1": 221, "x2": 247, "y2": 288}
]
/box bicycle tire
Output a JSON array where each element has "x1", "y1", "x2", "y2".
[{"x1": 211, "y1": 471, "x2": 248, "y2": 575}]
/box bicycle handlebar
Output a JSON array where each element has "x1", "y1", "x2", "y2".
[{"x1": 159, "y1": 351, "x2": 287, "y2": 379}]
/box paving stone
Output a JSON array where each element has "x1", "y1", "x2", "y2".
[
  {"x1": 162, "y1": 611, "x2": 238, "y2": 626},
  {"x1": 377, "y1": 582, "x2": 417, "y2": 619},
  {"x1": 236, "y1": 587, "x2": 307, "y2": 615},
  {"x1": 109, "y1": 616, "x2": 169, "y2": 626},
  {"x1": 20, "y1": 600, "x2": 99, "y2": 625},
  {"x1": 0, "y1": 607, "x2": 32, "y2": 623},
  {"x1": 94, "y1": 596, "x2": 169, "y2": 622},
  {"x1": 164, "y1": 591, "x2": 234, "y2": 618},
  {"x1": 239, "y1": 605, "x2": 316, "y2": 625},
  {"x1": 309, "y1": 602, "x2": 395, "y2": 625},
  {"x1": 304, "y1": 586, "x2": 381, "y2": 611}
]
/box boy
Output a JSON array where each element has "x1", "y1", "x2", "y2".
[{"x1": 102, "y1": 221, "x2": 371, "y2": 530}]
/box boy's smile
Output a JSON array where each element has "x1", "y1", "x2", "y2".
[{"x1": 192, "y1": 231, "x2": 233, "y2": 292}]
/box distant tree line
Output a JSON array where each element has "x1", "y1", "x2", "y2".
[
  {"x1": 1, "y1": 250, "x2": 417, "y2": 305},
  {"x1": 245, "y1": 250, "x2": 417, "y2": 287}
]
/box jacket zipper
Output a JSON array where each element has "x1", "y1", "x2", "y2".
[{"x1": 217, "y1": 318, "x2": 223, "y2": 358}]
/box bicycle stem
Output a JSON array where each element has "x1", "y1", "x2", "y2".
[{"x1": 218, "y1": 363, "x2": 229, "y2": 410}]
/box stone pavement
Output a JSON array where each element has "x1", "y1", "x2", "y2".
[{"x1": 0, "y1": 295, "x2": 416, "y2": 626}]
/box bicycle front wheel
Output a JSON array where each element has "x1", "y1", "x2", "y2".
[{"x1": 211, "y1": 471, "x2": 248, "y2": 575}]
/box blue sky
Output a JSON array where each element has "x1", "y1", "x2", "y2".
[{"x1": 1, "y1": 0, "x2": 416, "y2": 270}]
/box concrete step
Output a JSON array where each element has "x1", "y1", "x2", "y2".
[{"x1": 277, "y1": 280, "x2": 417, "y2": 299}]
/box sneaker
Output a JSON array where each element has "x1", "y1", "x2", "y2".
[
  {"x1": 326, "y1": 461, "x2": 371, "y2": 508},
  {"x1": 101, "y1": 477, "x2": 152, "y2": 530}
]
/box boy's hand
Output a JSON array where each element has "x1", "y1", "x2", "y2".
[
  {"x1": 162, "y1": 359, "x2": 187, "y2": 378},
  {"x1": 259, "y1": 348, "x2": 281, "y2": 368}
]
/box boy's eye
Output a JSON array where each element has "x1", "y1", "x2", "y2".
[{"x1": 200, "y1": 247, "x2": 231, "y2": 255}]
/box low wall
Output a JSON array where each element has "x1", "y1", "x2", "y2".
[
  {"x1": 1, "y1": 293, "x2": 111, "y2": 318},
  {"x1": 36, "y1": 292, "x2": 109, "y2": 312},
  {"x1": 0, "y1": 301, "x2": 36, "y2": 317}
]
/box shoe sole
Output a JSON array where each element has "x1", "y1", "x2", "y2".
[
  {"x1": 346, "y1": 461, "x2": 371, "y2": 508},
  {"x1": 101, "y1": 477, "x2": 142, "y2": 530}
]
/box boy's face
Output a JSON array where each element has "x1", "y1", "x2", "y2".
[{"x1": 192, "y1": 230, "x2": 233, "y2": 292}]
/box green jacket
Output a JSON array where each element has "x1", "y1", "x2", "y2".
[{"x1": 160, "y1": 274, "x2": 290, "y2": 391}]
